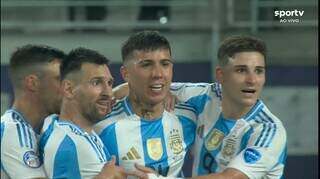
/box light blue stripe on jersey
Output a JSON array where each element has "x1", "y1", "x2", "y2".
[
  {"x1": 279, "y1": 144, "x2": 287, "y2": 165},
  {"x1": 27, "y1": 127, "x2": 33, "y2": 148},
  {"x1": 141, "y1": 118, "x2": 169, "y2": 176},
  {"x1": 99, "y1": 124, "x2": 119, "y2": 164},
  {"x1": 198, "y1": 114, "x2": 237, "y2": 174},
  {"x1": 244, "y1": 100, "x2": 263, "y2": 120},
  {"x1": 40, "y1": 116, "x2": 57, "y2": 148},
  {"x1": 21, "y1": 124, "x2": 29, "y2": 148},
  {"x1": 175, "y1": 103, "x2": 197, "y2": 114},
  {"x1": 16, "y1": 123, "x2": 24, "y2": 147},
  {"x1": 185, "y1": 94, "x2": 211, "y2": 115},
  {"x1": 53, "y1": 135, "x2": 81, "y2": 179},
  {"x1": 1, "y1": 123, "x2": 4, "y2": 142},
  {"x1": 178, "y1": 116, "x2": 196, "y2": 150},
  {"x1": 253, "y1": 110, "x2": 277, "y2": 148},
  {"x1": 59, "y1": 122, "x2": 107, "y2": 162},
  {"x1": 10, "y1": 109, "x2": 35, "y2": 148},
  {"x1": 239, "y1": 127, "x2": 254, "y2": 151}
]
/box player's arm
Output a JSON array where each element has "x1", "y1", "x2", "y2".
[
  {"x1": 95, "y1": 156, "x2": 127, "y2": 179},
  {"x1": 112, "y1": 82, "x2": 177, "y2": 111},
  {"x1": 1, "y1": 123, "x2": 47, "y2": 179},
  {"x1": 130, "y1": 164, "x2": 247, "y2": 179},
  {"x1": 112, "y1": 82, "x2": 129, "y2": 100},
  {"x1": 222, "y1": 121, "x2": 287, "y2": 179},
  {"x1": 192, "y1": 168, "x2": 248, "y2": 179}
]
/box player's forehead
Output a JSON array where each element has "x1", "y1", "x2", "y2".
[
  {"x1": 80, "y1": 62, "x2": 112, "y2": 80},
  {"x1": 131, "y1": 49, "x2": 171, "y2": 61},
  {"x1": 228, "y1": 51, "x2": 265, "y2": 67}
]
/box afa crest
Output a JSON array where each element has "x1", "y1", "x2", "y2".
[
  {"x1": 222, "y1": 138, "x2": 236, "y2": 158},
  {"x1": 205, "y1": 129, "x2": 224, "y2": 151},
  {"x1": 147, "y1": 138, "x2": 163, "y2": 161},
  {"x1": 169, "y1": 129, "x2": 183, "y2": 155}
]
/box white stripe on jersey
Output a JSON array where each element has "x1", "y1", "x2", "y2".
[
  {"x1": 1, "y1": 109, "x2": 45, "y2": 179},
  {"x1": 94, "y1": 97, "x2": 196, "y2": 177},
  {"x1": 40, "y1": 115, "x2": 110, "y2": 179}
]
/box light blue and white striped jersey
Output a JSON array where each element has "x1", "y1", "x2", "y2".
[
  {"x1": 40, "y1": 114, "x2": 111, "y2": 179},
  {"x1": 170, "y1": 82, "x2": 287, "y2": 179},
  {"x1": 94, "y1": 97, "x2": 196, "y2": 177},
  {"x1": 1, "y1": 109, "x2": 46, "y2": 179}
]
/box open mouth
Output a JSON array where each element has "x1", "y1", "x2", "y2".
[
  {"x1": 241, "y1": 89, "x2": 256, "y2": 94},
  {"x1": 150, "y1": 84, "x2": 164, "y2": 92},
  {"x1": 96, "y1": 99, "x2": 111, "y2": 108}
]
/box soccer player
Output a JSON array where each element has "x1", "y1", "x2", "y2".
[
  {"x1": 1, "y1": 45, "x2": 66, "y2": 179},
  {"x1": 39, "y1": 48, "x2": 127, "y2": 179},
  {"x1": 115, "y1": 35, "x2": 287, "y2": 179},
  {"x1": 94, "y1": 31, "x2": 196, "y2": 177}
]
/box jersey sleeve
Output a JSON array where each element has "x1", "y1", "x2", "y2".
[
  {"x1": 171, "y1": 82, "x2": 221, "y2": 116},
  {"x1": 226, "y1": 121, "x2": 287, "y2": 178},
  {"x1": 1, "y1": 122, "x2": 46, "y2": 179}
]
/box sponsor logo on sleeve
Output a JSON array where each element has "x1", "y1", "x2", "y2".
[
  {"x1": 23, "y1": 151, "x2": 41, "y2": 168},
  {"x1": 243, "y1": 148, "x2": 261, "y2": 164}
]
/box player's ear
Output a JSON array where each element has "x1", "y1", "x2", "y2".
[
  {"x1": 24, "y1": 74, "x2": 40, "y2": 92},
  {"x1": 61, "y1": 79, "x2": 75, "y2": 99},
  {"x1": 120, "y1": 65, "x2": 129, "y2": 82},
  {"x1": 215, "y1": 66, "x2": 223, "y2": 83}
]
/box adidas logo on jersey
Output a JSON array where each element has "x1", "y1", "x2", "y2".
[{"x1": 122, "y1": 147, "x2": 141, "y2": 160}]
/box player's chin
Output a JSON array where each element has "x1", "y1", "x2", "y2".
[
  {"x1": 96, "y1": 105, "x2": 110, "y2": 116},
  {"x1": 241, "y1": 98, "x2": 258, "y2": 107},
  {"x1": 147, "y1": 95, "x2": 166, "y2": 105}
]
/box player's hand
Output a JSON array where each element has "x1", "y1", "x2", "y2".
[
  {"x1": 164, "y1": 92, "x2": 178, "y2": 112},
  {"x1": 95, "y1": 156, "x2": 127, "y2": 179},
  {"x1": 126, "y1": 163, "x2": 159, "y2": 179}
]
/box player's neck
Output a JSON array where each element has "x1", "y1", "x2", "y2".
[
  {"x1": 221, "y1": 98, "x2": 253, "y2": 119},
  {"x1": 128, "y1": 95, "x2": 164, "y2": 120},
  {"x1": 59, "y1": 101, "x2": 93, "y2": 133},
  {"x1": 12, "y1": 95, "x2": 46, "y2": 133}
]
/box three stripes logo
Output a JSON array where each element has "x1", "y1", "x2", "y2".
[{"x1": 122, "y1": 147, "x2": 141, "y2": 160}]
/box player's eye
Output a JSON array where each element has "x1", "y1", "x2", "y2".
[
  {"x1": 255, "y1": 68, "x2": 265, "y2": 74},
  {"x1": 90, "y1": 79, "x2": 102, "y2": 86},
  {"x1": 107, "y1": 79, "x2": 114, "y2": 87},
  {"x1": 140, "y1": 61, "x2": 152, "y2": 67},
  {"x1": 236, "y1": 68, "x2": 246, "y2": 73},
  {"x1": 161, "y1": 60, "x2": 172, "y2": 67}
]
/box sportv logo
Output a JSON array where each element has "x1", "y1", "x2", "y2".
[{"x1": 274, "y1": 9, "x2": 304, "y2": 23}]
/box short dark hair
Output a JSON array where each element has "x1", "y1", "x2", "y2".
[
  {"x1": 121, "y1": 30, "x2": 171, "y2": 62},
  {"x1": 61, "y1": 47, "x2": 110, "y2": 80},
  {"x1": 217, "y1": 35, "x2": 267, "y2": 66},
  {"x1": 9, "y1": 44, "x2": 66, "y2": 88}
]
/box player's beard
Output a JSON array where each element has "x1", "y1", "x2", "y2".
[{"x1": 80, "y1": 102, "x2": 104, "y2": 125}]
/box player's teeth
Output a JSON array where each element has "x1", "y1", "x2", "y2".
[{"x1": 151, "y1": 85, "x2": 162, "y2": 91}]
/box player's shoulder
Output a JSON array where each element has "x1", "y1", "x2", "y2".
[
  {"x1": 247, "y1": 100, "x2": 286, "y2": 132},
  {"x1": 1, "y1": 109, "x2": 35, "y2": 139},
  {"x1": 1, "y1": 109, "x2": 29, "y2": 126},
  {"x1": 171, "y1": 82, "x2": 222, "y2": 98}
]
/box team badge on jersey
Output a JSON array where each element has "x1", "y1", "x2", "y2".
[
  {"x1": 222, "y1": 138, "x2": 237, "y2": 158},
  {"x1": 205, "y1": 129, "x2": 224, "y2": 151},
  {"x1": 169, "y1": 129, "x2": 183, "y2": 155},
  {"x1": 147, "y1": 138, "x2": 163, "y2": 161},
  {"x1": 23, "y1": 151, "x2": 41, "y2": 168}
]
